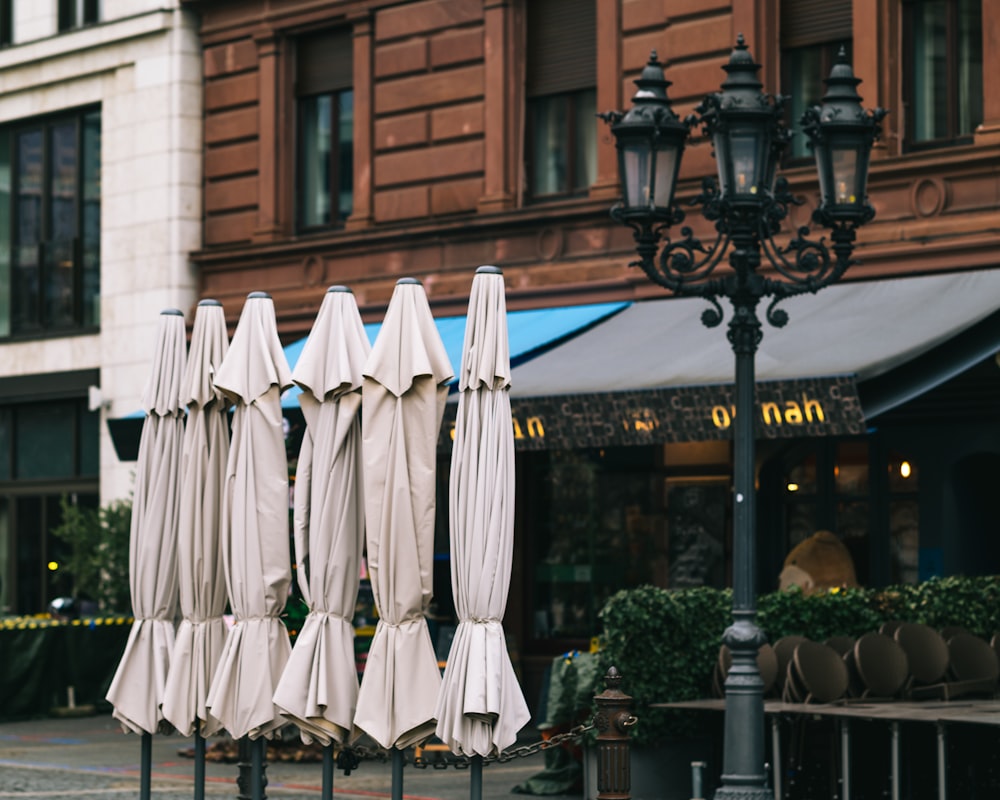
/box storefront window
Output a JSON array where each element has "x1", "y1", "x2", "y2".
[
  {"x1": 888, "y1": 452, "x2": 919, "y2": 583},
  {"x1": 526, "y1": 447, "x2": 730, "y2": 641},
  {"x1": 785, "y1": 452, "x2": 818, "y2": 547},
  {"x1": 663, "y1": 479, "x2": 728, "y2": 589},
  {"x1": 0, "y1": 393, "x2": 99, "y2": 612},
  {"x1": 835, "y1": 441, "x2": 869, "y2": 494},
  {"x1": 768, "y1": 438, "x2": 921, "y2": 588},
  {"x1": 0, "y1": 497, "x2": 8, "y2": 613},
  {"x1": 787, "y1": 452, "x2": 817, "y2": 494}
]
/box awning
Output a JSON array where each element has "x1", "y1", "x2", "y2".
[
  {"x1": 508, "y1": 269, "x2": 1000, "y2": 396},
  {"x1": 111, "y1": 269, "x2": 1000, "y2": 459},
  {"x1": 280, "y1": 300, "x2": 629, "y2": 408},
  {"x1": 431, "y1": 269, "x2": 1000, "y2": 451},
  {"x1": 108, "y1": 301, "x2": 629, "y2": 460}
]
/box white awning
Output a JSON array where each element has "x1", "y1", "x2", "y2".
[{"x1": 508, "y1": 269, "x2": 1000, "y2": 403}]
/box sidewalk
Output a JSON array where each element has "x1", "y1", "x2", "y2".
[{"x1": 0, "y1": 713, "x2": 565, "y2": 799}]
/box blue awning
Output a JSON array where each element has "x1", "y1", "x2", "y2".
[
  {"x1": 109, "y1": 300, "x2": 630, "y2": 458},
  {"x1": 280, "y1": 300, "x2": 630, "y2": 408}
]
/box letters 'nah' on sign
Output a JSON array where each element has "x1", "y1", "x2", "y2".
[{"x1": 437, "y1": 377, "x2": 865, "y2": 452}]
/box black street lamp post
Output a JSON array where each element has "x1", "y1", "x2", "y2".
[{"x1": 602, "y1": 37, "x2": 885, "y2": 800}]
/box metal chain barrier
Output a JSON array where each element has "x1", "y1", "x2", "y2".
[
  {"x1": 335, "y1": 667, "x2": 636, "y2": 789},
  {"x1": 333, "y1": 719, "x2": 599, "y2": 772},
  {"x1": 411, "y1": 719, "x2": 598, "y2": 769}
]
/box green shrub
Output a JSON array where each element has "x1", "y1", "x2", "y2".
[
  {"x1": 875, "y1": 575, "x2": 1000, "y2": 638},
  {"x1": 592, "y1": 576, "x2": 1000, "y2": 744},
  {"x1": 597, "y1": 584, "x2": 730, "y2": 745},
  {"x1": 50, "y1": 495, "x2": 132, "y2": 613},
  {"x1": 757, "y1": 585, "x2": 884, "y2": 641}
]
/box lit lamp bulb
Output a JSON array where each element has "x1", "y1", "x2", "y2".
[
  {"x1": 900, "y1": 460, "x2": 912, "y2": 479},
  {"x1": 47, "y1": 561, "x2": 59, "y2": 571},
  {"x1": 786, "y1": 482, "x2": 799, "y2": 492}
]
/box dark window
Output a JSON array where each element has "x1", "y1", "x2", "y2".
[
  {"x1": 0, "y1": 398, "x2": 98, "y2": 482},
  {"x1": 58, "y1": 0, "x2": 100, "y2": 32},
  {"x1": 296, "y1": 30, "x2": 353, "y2": 231},
  {"x1": 0, "y1": 0, "x2": 13, "y2": 47},
  {"x1": 525, "y1": 448, "x2": 687, "y2": 642},
  {"x1": 525, "y1": 0, "x2": 596, "y2": 200},
  {"x1": 887, "y1": 451, "x2": 919, "y2": 584},
  {"x1": 903, "y1": 0, "x2": 983, "y2": 149},
  {"x1": 0, "y1": 108, "x2": 101, "y2": 337},
  {"x1": 780, "y1": 0, "x2": 852, "y2": 161},
  {"x1": 0, "y1": 395, "x2": 99, "y2": 613},
  {"x1": 766, "y1": 436, "x2": 921, "y2": 588}
]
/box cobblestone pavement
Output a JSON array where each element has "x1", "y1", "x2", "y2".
[{"x1": 0, "y1": 713, "x2": 557, "y2": 799}]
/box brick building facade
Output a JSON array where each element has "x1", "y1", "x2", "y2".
[{"x1": 179, "y1": 0, "x2": 1000, "y2": 702}]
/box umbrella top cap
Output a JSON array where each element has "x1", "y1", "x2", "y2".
[
  {"x1": 160, "y1": 308, "x2": 183, "y2": 316},
  {"x1": 476, "y1": 265, "x2": 503, "y2": 275},
  {"x1": 396, "y1": 277, "x2": 421, "y2": 286},
  {"x1": 247, "y1": 291, "x2": 271, "y2": 299},
  {"x1": 198, "y1": 299, "x2": 222, "y2": 307},
  {"x1": 327, "y1": 285, "x2": 352, "y2": 293}
]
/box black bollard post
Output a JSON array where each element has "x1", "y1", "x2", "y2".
[{"x1": 594, "y1": 666, "x2": 637, "y2": 800}]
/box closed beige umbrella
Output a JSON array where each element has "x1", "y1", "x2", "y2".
[
  {"x1": 206, "y1": 292, "x2": 293, "y2": 740},
  {"x1": 354, "y1": 278, "x2": 453, "y2": 749},
  {"x1": 106, "y1": 309, "x2": 187, "y2": 735},
  {"x1": 273, "y1": 286, "x2": 370, "y2": 745},
  {"x1": 435, "y1": 267, "x2": 529, "y2": 756},
  {"x1": 163, "y1": 300, "x2": 230, "y2": 737}
]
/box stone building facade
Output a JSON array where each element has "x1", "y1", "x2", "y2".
[{"x1": 0, "y1": 1, "x2": 202, "y2": 613}]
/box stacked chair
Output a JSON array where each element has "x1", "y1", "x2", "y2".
[
  {"x1": 709, "y1": 623, "x2": 1000, "y2": 704},
  {"x1": 709, "y1": 626, "x2": 999, "y2": 800}
]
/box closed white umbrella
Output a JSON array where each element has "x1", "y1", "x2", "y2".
[
  {"x1": 106, "y1": 308, "x2": 187, "y2": 735},
  {"x1": 163, "y1": 299, "x2": 230, "y2": 738},
  {"x1": 273, "y1": 286, "x2": 370, "y2": 745},
  {"x1": 206, "y1": 292, "x2": 293, "y2": 740},
  {"x1": 435, "y1": 266, "x2": 529, "y2": 756},
  {"x1": 355, "y1": 278, "x2": 453, "y2": 749}
]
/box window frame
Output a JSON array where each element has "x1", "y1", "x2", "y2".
[
  {"x1": 525, "y1": 88, "x2": 596, "y2": 201},
  {"x1": 523, "y1": 0, "x2": 597, "y2": 205},
  {"x1": 780, "y1": 41, "x2": 853, "y2": 164},
  {"x1": 902, "y1": 0, "x2": 983, "y2": 151},
  {"x1": 293, "y1": 29, "x2": 354, "y2": 234},
  {"x1": 0, "y1": 0, "x2": 12, "y2": 47},
  {"x1": 0, "y1": 382, "x2": 99, "y2": 615},
  {"x1": 295, "y1": 88, "x2": 354, "y2": 233},
  {"x1": 1, "y1": 106, "x2": 101, "y2": 339},
  {"x1": 58, "y1": 0, "x2": 100, "y2": 32}
]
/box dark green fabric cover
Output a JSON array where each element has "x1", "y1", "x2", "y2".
[{"x1": 0, "y1": 619, "x2": 130, "y2": 719}]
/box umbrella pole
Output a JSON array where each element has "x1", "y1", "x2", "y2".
[
  {"x1": 139, "y1": 732, "x2": 152, "y2": 800},
  {"x1": 322, "y1": 743, "x2": 335, "y2": 800},
  {"x1": 391, "y1": 747, "x2": 404, "y2": 800},
  {"x1": 470, "y1": 754, "x2": 483, "y2": 800},
  {"x1": 193, "y1": 725, "x2": 205, "y2": 800},
  {"x1": 251, "y1": 737, "x2": 267, "y2": 800}
]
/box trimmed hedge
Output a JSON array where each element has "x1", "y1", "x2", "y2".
[{"x1": 595, "y1": 575, "x2": 1000, "y2": 744}]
